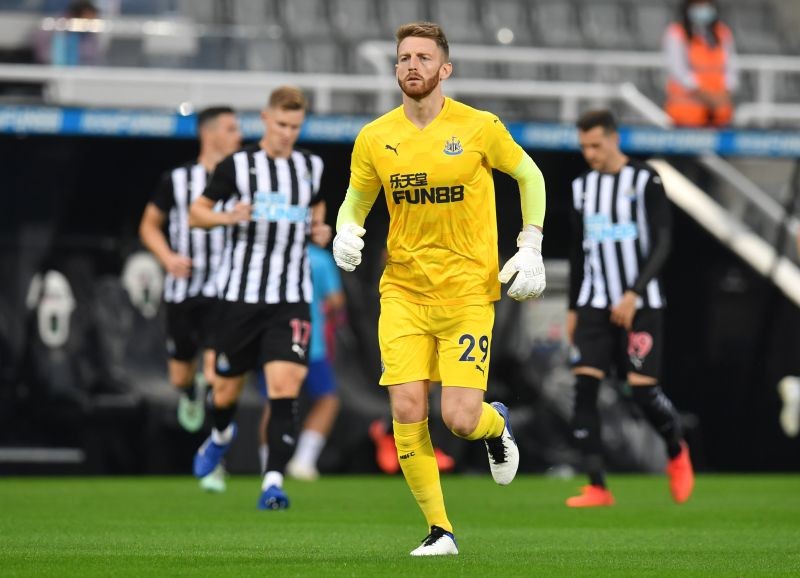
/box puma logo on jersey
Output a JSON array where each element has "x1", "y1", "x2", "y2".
[
  {"x1": 385, "y1": 143, "x2": 399, "y2": 155},
  {"x1": 475, "y1": 364, "x2": 486, "y2": 376},
  {"x1": 292, "y1": 343, "x2": 306, "y2": 360}
]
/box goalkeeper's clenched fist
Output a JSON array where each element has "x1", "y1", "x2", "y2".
[
  {"x1": 332, "y1": 223, "x2": 366, "y2": 272},
  {"x1": 498, "y1": 226, "x2": 546, "y2": 301}
]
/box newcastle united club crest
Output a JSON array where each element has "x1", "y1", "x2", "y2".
[{"x1": 443, "y1": 136, "x2": 463, "y2": 156}]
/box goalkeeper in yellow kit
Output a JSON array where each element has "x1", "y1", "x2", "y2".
[{"x1": 333, "y1": 21, "x2": 547, "y2": 556}]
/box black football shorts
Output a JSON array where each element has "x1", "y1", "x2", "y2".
[
  {"x1": 164, "y1": 297, "x2": 219, "y2": 361},
  {"x1": 570, "y1": 307, "x2": 663, "y2": 379},
  {"x1": 213, "y1": 301, "x2": 311, "y2": 377}
]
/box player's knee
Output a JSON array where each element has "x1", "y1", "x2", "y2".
[
  {"x1": 168, "y1": 361, "x2": 194, "y2": 387},
  {"x1": 440, "y1": 390, "x2": 483, "y2": 437},
  {"x1": 628, "y1": 372, "x2": 657, "y2": 386},
  {"x1": 202, "y1": 358, "x2": 217, "y2": 387},
  {"x1": 213, "y1": 390, "x2": 238, "y2": 408},
  {"x1": 317, "y1": 394, "x2": 340, "y2": 411},
  {"x1": 268, "y1": 381, "x2": 302, "y2": 399},
  {"x1": 446, "y1": 420, "x2": 477, "y2": 439},
  {"x1": 573, "y1": 366, "x2": 604, "y2": 380},
  {"x1": 213, "y1": 380, "x2": 241, "y2": 407},
  {"x1": 442, "y1": 409, "x2": 479, "y2": 439},
  {"x1": 391, "y1": 398, "x2": 427, "y2": 423},
  {"x1": 264, "y1": 362, "x2": 306, "y2": 398}
]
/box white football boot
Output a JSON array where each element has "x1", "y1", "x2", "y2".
[
  {"x1": 484, "y1": 401, "x2": 519, "y2": 485},
  {"x1": 409, "y1": 526, "x2": 458, "y2": 556}
]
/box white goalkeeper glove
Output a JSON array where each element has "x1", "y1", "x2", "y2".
[
  {"x1": 332, "y1": 223, "x2": 366, "y2": 272},
  {"x1": 498, "y1": 228, "x2": 546, "y2": 301}
]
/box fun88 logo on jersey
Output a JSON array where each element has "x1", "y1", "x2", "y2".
[
  {"x1": 389, "y1": 172, "x2": 464, "y2": 205},
  {"x1": 252, "y1": 191, "x2": 309, "y2": 223},
  {"x1": 584, "y1": 214, "x2": 638, "y2": 242}
]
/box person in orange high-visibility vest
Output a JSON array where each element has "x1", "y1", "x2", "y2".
[{"x1": 663, "y1": 0, "x2": 739, "y2": 127}]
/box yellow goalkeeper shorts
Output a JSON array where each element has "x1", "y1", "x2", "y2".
[{"x1": 378, "y1": 298, "x2": 494, "y2": 390}]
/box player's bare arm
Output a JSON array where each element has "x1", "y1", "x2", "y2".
[
  {"x1": 310, "y1": 201, "x2": 332, "y2": 247},
  {"x1": 610, "y1": 290, "x2": 638, "y2": 330},
  {"x1": 189, "y1": 195, "x2": 251, "y2": 228},
  {"x1": 139, "y1": 202, "x2": 192, "y2": 278}
]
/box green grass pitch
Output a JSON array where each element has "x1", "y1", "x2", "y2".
[{"x1": 1, "y1": 474, "x2": 799, "y2": 576}]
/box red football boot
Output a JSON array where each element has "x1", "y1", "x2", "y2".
[
  {"x1": 667, "y1": 442, "x2": 695, "y2": 504},
  {"x1": 566, "y1": 485, "x2": 616, "y2": 508}
]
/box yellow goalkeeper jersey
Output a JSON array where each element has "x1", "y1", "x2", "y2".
[{"x1": 349, "y1": 97, "x2": 525, "y2": 305}]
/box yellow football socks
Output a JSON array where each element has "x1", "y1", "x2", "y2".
[
  {"x1": 393, "y1": 419, "x2": 453, "y2": 533},
  {"x1": 457, "y1": 402, "x2": 505, "y2": 441}
]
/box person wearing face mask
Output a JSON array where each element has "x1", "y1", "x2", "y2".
[{"x1": 663, "y1": 0, "x2": 739, "y2": 127}]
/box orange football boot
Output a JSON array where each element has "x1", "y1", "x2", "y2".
[
  {"x1": 434, "y1": 447, "x2": 455, "y2": 473},
  {"x1": 566, "y1": 485, "x2": 616, "y2": 508},
  {"x1": 666, "y1": 442, "x2": 695, "y2": 504},
  {"x1": 369, "y1": 419, "x2": 400, "y2": 474}
]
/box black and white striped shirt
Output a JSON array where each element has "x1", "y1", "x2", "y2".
[
  {"x1": 569, "y1": 159, "x2": 671, "y2": 310},
  {"x1": 204, "y1": 145, "x2": 324, "y2": 305},
  {"x1": 152, "y1": 163, "x2": 225, "y2": 303}
]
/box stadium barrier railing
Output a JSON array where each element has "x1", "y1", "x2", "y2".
[{"x1": 359, "y1": 41, "x2": 800, "y2": 128}]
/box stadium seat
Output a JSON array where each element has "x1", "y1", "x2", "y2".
[
  {"x1": 179, "y1": 0, "x2": 217, "y2": 24},
  {"x1": 497, "y1": 59, "x2": 547, "y2": 85},
  {"x1": 292, "y1": 39, "x2": 347, "y2": 74},
  {"x1": 330, "y1": 93, "x2": 375, "y2": 115},
  {"x1": 343, "y1": 38, "x2": 384, "y2": 75},
  {"x1": 245, "y1": 38, "x2": 290, "y2": 72},
  {"x1": 142, "y1": 37, "x2": 196, "y2": 69},
  {"x1": 631, "y1": 2, "x2": 675, "y2": 51},
  {"x1": 106, "y1": 37, "x2": 144, "y2": 67},
  {"x1": 450, "y1": 59, "x2": 497, "y2": 80},
  {"x1": 192, "y1": 36, "x2": 232, "y2": 69},
  {"x1": 603, "y1": 66, "x2": 663, "y2": 101},
  {"x1": 41, "y1": 0, "x2": 66, "y2": 13},
  {"x1": 331, "y1": 0, "x2": 382, "y2": 74},
  {"x1": 522, "y1": 100, "x2": 562, "y2": 122},
  {"x1": 773, "y1": 73, "x2": 800, "y2": 103},
  {"x1": 528, "y1": 1, "x2": 584, "y2": 48},
  {"x1": 118, "y1": 0, "x2": 169, "y2": 16},
  {"x1": 734, "y1": 69, "x2": 756, "y2": 103},
  {"x1": 482, "y1": 0, "x2": 535, "y2": 46},
  {"x1": 457, "y1": 95, "x2": 559, "y2": 123},
  {"x1": 231, "y1": 0, "x2": 279, "y2": 26},
  {"x1": 577, "y1": 0, "x2": 637, "y2": 50},
  {"x1": 546, "y1": 61, "x2": 595, "y2": 84},
  {"x1": 295, "y1": 90, "x2": 368, "y2": 115},
  {"x1": 428, "y1": 0, "x2": 487, "y2": 44},
  {"x1": 330, "y1": 0, "x2": 382, "y2": 41},
  {"x1": 0, "y1": 0, "x2": 37, "y2": 11},
  {"x1": 278, "y1": 0, "x2": 332, "y2": 40},
  {"x1": 459, "y1": 96, "x2": 511, "y2": 116},
  {"x1": 727, "y1": 2, "x2": 784, "y2": 54},
  {"x1": 376, "y1": 0, "x2": 429, "y2": 37}
]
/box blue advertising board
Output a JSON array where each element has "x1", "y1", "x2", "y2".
[{"x1": 1, "y1": 106, "x2": 799, "y2": 158}]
